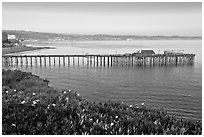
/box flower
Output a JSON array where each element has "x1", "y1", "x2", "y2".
[
  {"x1": 141, "y1": 103, "x2": 144, "y2": 106},
  {"x1": 77, "y1": 93, "x2": 80, "y2": 96},
  {"x1": 130, "y1": 105, "x2": 132, "y2": 107},
  {"x1": 33, "y1": 100, "x2": 39, "y2": 105},
  {"x1": 115, "y1": 116, "x2": 118, "y2": 119},
  {"x1": 33, "y1": 93, "x2": 36, "y2": 96},
  {"x1": 52, "y1": 104, "x2": 56, "y2": 107},
  {"x1": 63, "y1": 91, "x2": 67, "y2": 94},
  {"x1": 21, "y1": 101, "x2": 26, "y2": 104},
  {"x1": 6, "y1": 90, "x2": 8, "y2": 93},
  {"x1": 111, "y1": 123, "x2": 114, "y2": 126},
  {"x1": 69, "y1": 90, "x2": 71, "y2": 92},
  {"x1": 65, "y1": 97, "x2": 69, "y2": 101},
  {"x1": 13, "y1": 89, "x2": 16, "y2": 92},
  {"x1": 154, "y1": 119, "x2": 159, "y2": 125},
  {"x1": 11, "y1": 123, "x2": 16, "y2": 127}
]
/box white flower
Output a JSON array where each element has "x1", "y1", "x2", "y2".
[
  {"x1": 11, "y1": 123, "x2": 16, "y2": 127},
  {"x1": 36, "y1": 100, "x2": 40, "y2": 102},
  {"x1": 154, "y1": 119, "x2": 159, "y2": 125},
  {"x1": 65, "y1": 97, "x2": 69, "y2": 101},
  {"x1": 69, "y1": 90, "x2": 71, "y2": 92},
  {"x1": 52, "y1": 104, "x2": 56, "y2": 107},
  {"x1": 47, "y1": 105, "x2": 50, "y2": 109},
  {"x1": 141, "y1": 103, "x2": 144, "y2": 106},
  {"x1": 21, "y1": 101, "x2": 26, "y2": 104},
  {"x1": 110, "y1": 123, "x2": 114, "y2": 126},
  {"x1": 33, "y1": 93, "x2": 36, "y2": 96},
  {"x1": 63, "y1": 91, "x2": 67, "y2": 94},
  {"x1": 13, "y1": 89, "x2": 16, "y2": 92},
  {"x1": 33, "y1": 101, "x2": 37, "y2": 104},
  {"x1": 130, "y1": 105, "x2": 132, "y2": 107},
  {"x1": 77, "y1": 93, "x2": 80, "y2": 96},
  {"x1": 6, "y1": 90, "x2": 8, "y2": 93},
  {"x1": 115, "y1": 116, "x2": 118, "y2": 119}
]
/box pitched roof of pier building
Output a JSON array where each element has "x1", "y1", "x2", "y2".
[{"x1": 141, "y1": 50, "x2": 155, "y2": 55}]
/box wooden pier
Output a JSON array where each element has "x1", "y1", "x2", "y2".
[{"x1": 2, "y1": 54, "x2": 195, "y2": 67}]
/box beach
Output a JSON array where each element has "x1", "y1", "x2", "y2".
[{"x1": 2, "y1": 45, "x2": 52, "y2": 55}]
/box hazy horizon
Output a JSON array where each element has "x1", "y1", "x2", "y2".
[
  {"x1": 2, "y1": 29, "x2": 202, "y2": 37},
  {"x1": 2, "y1": 2, "x2": 202, "y2": 36}
]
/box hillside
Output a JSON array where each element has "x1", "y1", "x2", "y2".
[{"x1": 3, "y1": 30, "x2": 202, "y2": 42}]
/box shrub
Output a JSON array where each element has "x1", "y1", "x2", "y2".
[
  {"x1": 2, "y1": 69, "x2": 202, "y2": 135},
  {"x1": 2, "y1": 69, "x2": 32, "y2": 87}
]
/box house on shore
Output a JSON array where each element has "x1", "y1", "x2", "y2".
[
  {"x1": 2, "y1": 32, "x2": 22, "y2": 47},
  {"x1": 8, "y1": 34, "x2": 16, "y2": 40}
]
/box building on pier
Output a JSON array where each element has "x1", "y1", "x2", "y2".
[
  {"x1": 141, "y1": 50, "x2": 155, "y2": 55},
  {"x1": 164, "y1": 50, "x2": 184, "y2": 55}
]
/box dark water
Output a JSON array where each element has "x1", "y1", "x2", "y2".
[{"x1": 4, "y1": 40, "x2": 202, "y2": 120}]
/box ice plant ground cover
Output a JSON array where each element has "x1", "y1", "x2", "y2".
[{"x1": 2, "y1": 69, "x2": 202, "y2": 135}]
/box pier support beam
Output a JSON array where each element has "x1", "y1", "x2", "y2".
[
  {"x1": 49, "y1": 57, "x2": 51, "y2": 66},
  {"x1": 96, "y1": 56, "x2": 99, "y2": 66},
  {"x1": 26, "y1": 57, "x2": 28, "y2": 65},
  {"x1": 59, "y1": 57, "x2": 60, "y2": 66},
  {"x1": 100, "y1": 56, "x2": 102, "y2": 66},
  {"x1": 103, "y1": 57, "x2": 106, "y2": 66},
  {"x1": 87, "y1": 56, "x2": 89, "y2": 66},
  {"x1": 54, "y1": 57, "x2": 55, "y2": 65},
  {"x1": 35, "y1": 57, "x2": 37, "y2": 66},
  {"x1": 16, "y1": 57, "x2": 18, "y2": 65},
  {"x1": 68, "y1": 56, "x2": 70, "y2": 66},
  {"x1": 39, "y1": 57, "x2": 42, "y2": 66},
  {"x1": 44, "y1": 57, "x2": 46, "y2": 66},
  {"x1": 30, "y1": 57, "x2": 32, "y2": 66},
  {"x1": 62, "y1": 57, "x2": 65, "y2": 66}
]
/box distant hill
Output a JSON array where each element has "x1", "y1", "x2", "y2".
[{"x1": 3, "y1": 30, "x2": 202, "y2": 41}]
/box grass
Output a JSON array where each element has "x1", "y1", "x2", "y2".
[{"x1": 2, "y1": 69, "x2": 202, "y2": 135}]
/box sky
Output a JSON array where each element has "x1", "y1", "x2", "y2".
[{"x1": 2, "y1": 2, "x2": 202, "y2": 36}]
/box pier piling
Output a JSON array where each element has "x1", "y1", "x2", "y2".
[{"x1": 2, "y1": 54, "x2": 195, "y2": 68}]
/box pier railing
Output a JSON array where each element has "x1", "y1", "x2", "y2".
[{"x1": 2, "y1": 54, "x2": 195, "y2": 67}]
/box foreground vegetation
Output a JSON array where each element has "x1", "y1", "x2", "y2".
[{"x1": 2, "y1": 69, "x2": 202, "y2": 135}]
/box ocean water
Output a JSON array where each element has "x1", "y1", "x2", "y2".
[{"x1": 4, "y1": 40, "x2": 202, "y2": 120}]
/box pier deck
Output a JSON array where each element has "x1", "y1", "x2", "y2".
[{"x1": 2, "y1": 54, "x2": 195, "y2": 67}]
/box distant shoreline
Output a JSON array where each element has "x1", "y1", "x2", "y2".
[
  {"x1": 3, "y1": 30, "x2": 202, "y2": 42},
  {"x1": 2, "y1": 45, "x2": 54, "y2": 55}
]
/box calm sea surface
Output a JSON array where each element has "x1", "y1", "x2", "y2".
[{"x1": 4, "y1": 40, "x2": 202, "y2": 120}]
